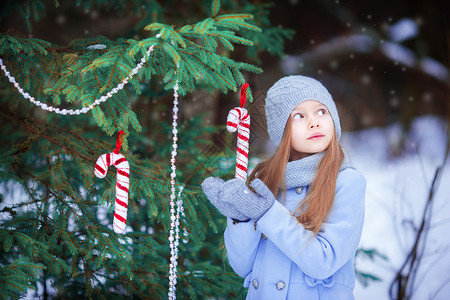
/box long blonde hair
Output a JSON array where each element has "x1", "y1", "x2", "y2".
[{"x1": 248, "y1": 115, "x2": 344, "y2": 236}]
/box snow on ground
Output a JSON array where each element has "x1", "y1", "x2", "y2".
[{"x1": 342, "y1": 115, "x2": 450, "y2": 300}]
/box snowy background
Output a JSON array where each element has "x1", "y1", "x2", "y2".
[{"x1": 343, "y1": 116, "x2": 450, "y2": 300}]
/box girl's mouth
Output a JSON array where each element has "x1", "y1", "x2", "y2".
[{"x1": 308, "y1": 133, "x2": 325, "y2": 140}]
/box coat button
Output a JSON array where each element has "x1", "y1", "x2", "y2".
[
  {"x1": 276, "y1": 280, "x2": 286, "y2": 291},
  {"x1": 295, "y1": 186, "x2": 303, "y2": 194},
  {"x1": 252, "y1": 279, "x2": 259, "y2": 289}
]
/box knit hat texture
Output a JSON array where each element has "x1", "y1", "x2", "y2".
[{"x1": 265, "y1": 75, "x2": 341, "y2": 149}]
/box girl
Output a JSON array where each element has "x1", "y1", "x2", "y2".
[{"x1": 202, "y1": 75, "x2": 366, "y2": 300}]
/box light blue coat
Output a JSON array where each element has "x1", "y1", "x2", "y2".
[{"x1": 224, "y1": 168, "x2": 366, "y2": 299}]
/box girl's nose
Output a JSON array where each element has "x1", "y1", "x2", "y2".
[{"x1": 309, "y1": 118, "x2": 320, "y2": 128}]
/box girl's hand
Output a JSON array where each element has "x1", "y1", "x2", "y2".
[
  {"x1": 222, "y1": 178, "x2": 276, "y2": 221},
  {"x1": 201, "y1": 177, "x2": 249, "y2": 221}
]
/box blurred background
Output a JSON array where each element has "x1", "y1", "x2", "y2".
[{"x1": 1, "y1": 0, "x2": 449, "y2": 299}]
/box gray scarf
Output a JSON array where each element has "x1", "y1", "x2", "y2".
[{"x1": 284, "y1": 152, "x2": 353, "y2": 190}]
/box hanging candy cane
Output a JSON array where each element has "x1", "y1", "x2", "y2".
[
  {"x1": 226, "y1": 83, "x2": 251, "y2": 181},
  {"x1": 94, "y1": 130, "x2": 130, "y2": 234}
]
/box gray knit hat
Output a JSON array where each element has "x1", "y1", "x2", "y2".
[{"x1": 265, "y1": 75, "x2": 341, "y2": 149}]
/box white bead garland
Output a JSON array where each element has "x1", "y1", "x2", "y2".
[
  {"x1": 168, "y1": 78, "x2": 188, "y2": 300},
  {"x1": 0, "y1": 34, "x2": 161, "y2": 115}
]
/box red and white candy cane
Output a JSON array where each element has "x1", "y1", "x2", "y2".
[
  {"x1": 94, "y1": 130, "x2": 130, "y2": 234},
  {"x1": 227, "y1": 83, "x2": 250, "y2": 181}
]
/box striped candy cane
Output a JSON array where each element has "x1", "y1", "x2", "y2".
[
  {"x1": 94, "y1": 131, "x2": 130, "y2": 234},
  {"x1": 226, "y1": 83, "x2": 250, "y2": 181}
]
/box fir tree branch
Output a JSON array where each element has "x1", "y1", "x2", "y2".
[{"x1": 0, "y1": 106, "x2": 96, "y2": 163}]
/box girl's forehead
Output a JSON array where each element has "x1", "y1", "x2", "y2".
[{"x1": 293, "y1": 100, "x2": 326, "y2": 110}]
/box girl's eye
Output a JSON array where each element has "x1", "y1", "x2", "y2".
[
  {"x1": 293, "y1": 113, "x2": 303, "y2": 119},
  {"x1": 317, "y1": 109, "x2": 326, "y2": 116}
]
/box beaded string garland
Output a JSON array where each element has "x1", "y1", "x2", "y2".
[
  {"x1": 1, "y1": 33, "x2": 188, "y2": 297},
  {"x1": 0, "y1": 35, "x2": 160, "y2": 115},
  {"x1": 168, "y1": 76, "x2": 182, "y2": 300},
  {"x1": 167, "y1": 73, "x2": 189, "y2": 300}
]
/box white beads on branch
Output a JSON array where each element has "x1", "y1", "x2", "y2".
[
  {"x1": 167, "y1": 78, "x2": 187, "y2": 300},
  {"x1": 0, "y1": 34, "x2": 160, "y2": 115}
]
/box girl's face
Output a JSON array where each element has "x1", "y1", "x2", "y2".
[{"x1": 289, "y1": 100, "x2": 335, "y2": 160}]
